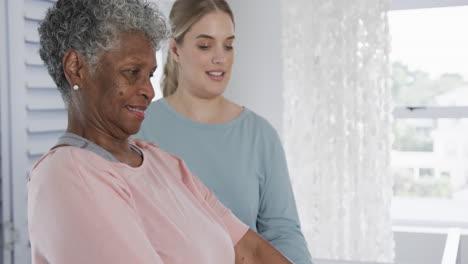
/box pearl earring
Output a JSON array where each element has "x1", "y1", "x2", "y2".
[{"x1": 73, "y1": 84, "x2": 79, "y2": 91}]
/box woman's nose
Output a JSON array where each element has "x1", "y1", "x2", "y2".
[
  {"x1": 139, "y1": 78, "x2": 155, "y2": 102},
  {"x1": 212, "y1": 56, "x2": 226, "y2": 64},
  {"x1": 212, "y1": 48, "x2": 227, "y2": 64}
]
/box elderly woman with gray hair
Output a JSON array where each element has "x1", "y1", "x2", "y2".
[{"x1": 27, "y1": 0, "x2": 292, "y2": 263}]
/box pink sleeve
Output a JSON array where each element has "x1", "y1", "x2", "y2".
[
  {"x1": 176, "y1": 157, "x2": 249, "y2": 245},
  {"x1": 28, "y1": 149, "x2": 164, "y2": 264}
]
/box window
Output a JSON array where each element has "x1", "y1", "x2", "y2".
[
  {"x1": 151, "y1": 50, "x2": 164, "y2": 101},
  {"x1": 390, "y1": 6, "x2": 468, "y2": 227},
  {"x1": 419, "y1": 168, "x2": 434, "y2": 179}
]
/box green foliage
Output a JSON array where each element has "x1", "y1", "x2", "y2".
[
  {"x1": 392, "y1": 61, "x2": 467, "y2": 106},
  {"x1": 393, "y1": 119, "x2": 434, "y2": 152},
  {"x1": 393, "y1": 169, "x2": 453, "y2": 198}
]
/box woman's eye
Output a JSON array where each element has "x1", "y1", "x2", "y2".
[
  {"x1": 198, "y1": 45, "x2": 210, "y2": 50},
  {"x1": 129, "y1": 69, "x2": 140, "y2": 75},
  {"x1": 225, "y1": 45, "x2": 234, "y2": 50}
]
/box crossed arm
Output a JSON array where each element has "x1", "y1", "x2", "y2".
[
  {"x1": 129, "y1": 139, "x2": 294, "y2": 263},
  {"x1": 235, "y1": 229, "x2": 293, "y2": 264}
]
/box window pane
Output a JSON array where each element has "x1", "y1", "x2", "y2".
[
  {"x1": 392, "y1": 118, "x2": 468, "y2": 226},
  {"x1": 393, "y1": 118, "x2": 468, "y2": 200},
  {"x1": 151, "y1": 50, "x2": 164, "y2": 101},
  {"x1": 393, "y1": 119, "x2": 434, "y2": 152},
  {"x1": 390, "y1": 7, "x2": 468, "y2": 107}
]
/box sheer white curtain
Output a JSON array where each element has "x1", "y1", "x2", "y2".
[{"x1": 281, "y1": 0, "x2": 394, "y2": 262}]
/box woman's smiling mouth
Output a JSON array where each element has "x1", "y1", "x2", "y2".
[
  {"x1": 127, "y1": 105, "x2": 147, "y2": 119},
  {"x1": 206, "y1": 71, "x2": 225, "y2": 81}
]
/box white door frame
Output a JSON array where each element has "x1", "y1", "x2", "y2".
[
  {"x1": 1, "y1": 0, "x2": 13, "y2": 263},
  {"x1": 2, "y1": 0, "x2": 31, "y2": 263}
]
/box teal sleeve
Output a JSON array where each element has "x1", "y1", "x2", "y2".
[{"x1": 257, "y1": 130, "x2": 313, "y2": 264}]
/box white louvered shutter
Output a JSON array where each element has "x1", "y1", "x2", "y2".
[{"x1": 2, "y1": 0, "x2": 65, "y2": 263}]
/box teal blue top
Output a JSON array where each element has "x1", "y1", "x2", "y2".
[{"x1": 137, "y1": 98, "x2": 312, "y2": 264}]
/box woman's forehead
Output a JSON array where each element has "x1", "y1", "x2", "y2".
[
  {"x1": 99, "y1": 32, "x2": 156, "y2": 65},
  {"x1": 185, "y1": 12, "x2": 235, "y2": 40}
]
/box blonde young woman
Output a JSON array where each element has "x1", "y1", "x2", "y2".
[{"x1": 137, "y1": 0, "x2": 313, "y2": 263}]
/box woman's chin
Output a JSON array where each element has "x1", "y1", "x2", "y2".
[
  {"x1": 199, "y1": 87, "x2": 226, "y2": 99},
  {"x1": 122, "y1": 123, "x2": 142, "y2": 137}
]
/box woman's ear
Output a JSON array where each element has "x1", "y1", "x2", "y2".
[
  {"x1": 62, "y1": 49, "x2": 86, "y2": 88},
  {"x1": 169, "y1": 37, "x2": 180, "y2": 63}
]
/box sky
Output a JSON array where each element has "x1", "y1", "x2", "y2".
[{"x1": 389, "y1": 6, "x2": 468, "y2": 79}]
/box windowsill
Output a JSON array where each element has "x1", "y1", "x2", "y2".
[{"x1": 392, "y1": 197, "x2": 468, "y2": 229}]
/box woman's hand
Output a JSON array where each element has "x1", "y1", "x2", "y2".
[{"x1": 235, "y1": 229, "x2": 292, "y2": 264}]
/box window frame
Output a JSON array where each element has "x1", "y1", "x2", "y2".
[
  {"x1": 392, "y1": 0, "x2": 468, "y2": 10},
  {"x1": 390, "y1": 2, "x2": 468, "y2": 229}
]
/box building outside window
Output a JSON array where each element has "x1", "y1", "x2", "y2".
[{"x1": 390, "y1": 5, "x2": 468, "y2": 227}]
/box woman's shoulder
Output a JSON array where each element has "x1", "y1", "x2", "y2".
[
  {"x1": 242, "y1": 108, "x2": 280, "y2": 139},
  {"x1": 29, "y1": 147, "x2": 91, "y2": 190},
  {"x1": 29, "y1": 146, "x2": 137, "y2": 200},
  {"x1": 32, "y1": 146, "x2": 83, "y2": 171},
  {"x1": 30, "y1": 146, "x2": 113, "y2": 183}
]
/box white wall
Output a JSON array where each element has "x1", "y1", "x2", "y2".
[
  {"x1": 0, "y1": 0, "x2": 9, "y2": 262},
  {"x1": 225, "y1": 0, "x2": 285, "y2": 136},
  {"x1": 394, "y1": 230, "x2": 446, "y2": 264}
]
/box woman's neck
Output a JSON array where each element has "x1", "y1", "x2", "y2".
[
  {"x1": 166, "y1": 89, "x2": 242, "y2": 124},
  {"x1": 66, "y1": 111, "x2": 142, "y2": 167}
]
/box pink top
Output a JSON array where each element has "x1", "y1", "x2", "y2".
[{"x1": 28, "y1": 144, "x2": 248, "y2": 264}]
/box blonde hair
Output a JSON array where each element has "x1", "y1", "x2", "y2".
[{"x1": 162, "y1": 0, "x2": 234, "y2": 97}]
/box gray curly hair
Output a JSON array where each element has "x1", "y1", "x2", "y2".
[{"x1": 38, "y1": 0, "x2": 169, "y2": 105}]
